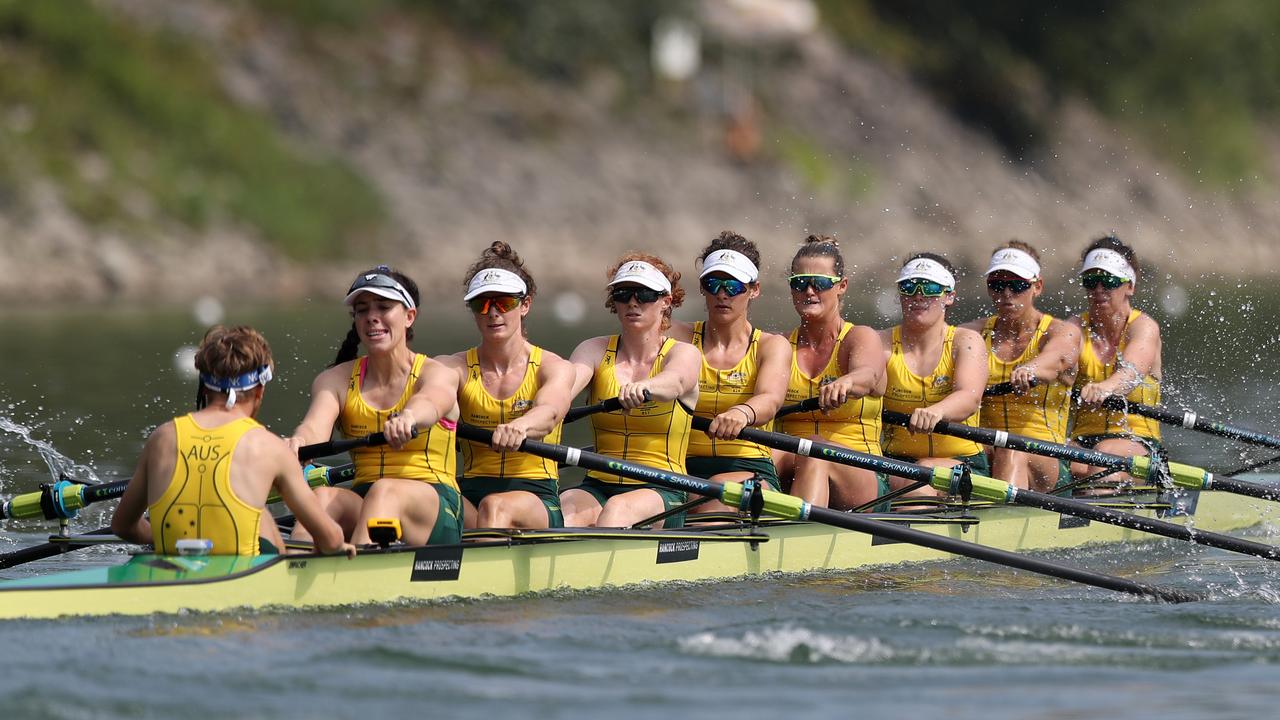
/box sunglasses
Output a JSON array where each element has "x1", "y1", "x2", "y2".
[
  {"x1": 788, "y1": 274, "x2": 841, "y2": 292},
  {"x1": 987, "y1": 278, "x2": 1033, "y2": 294},
  {"x1": 1080, "y1": 272, "x2": 1129, "y2": 290},
  {"x1": 897, "y1": 278, "x2": 950, "y2": 297},
  {"x1": 466, "y1": 294, "x2": 525, "y2": 314},
  {"x1": 610, "y1": 287, "x2": 667, "y2": 305},
  {"x1": 700, "y1": 277, "x2": 749, "y2": 297}
]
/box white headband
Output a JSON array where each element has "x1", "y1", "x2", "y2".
[
  {"x1": 897, "y1": 257, "x2": 956, "y2": 289},
  {"x1": 463, "y1": 268, "x2": 528, "y2": 301},
  {"x1": 986, "y1": 248, "x2": 1041, "y2": 280},
  {"x1": 699, "y1": 249, "x2": 759, "y2": 283},
  {"x1": 1081, "y1": 249, "x2": 1135, "y2": 282},
  {"x1": 608, "y1": 261, "x2": 672, "y2": 293}
]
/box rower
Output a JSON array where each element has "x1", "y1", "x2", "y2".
[
  {"x1": 774, "y1": 235, "x2": 886, "y2": 509},
  {"x1": 960, "y1": 242, "x2": 1080, "y2": 493},
  {"x1": 669, "y1": 232, "x2": 790, "y2": 513},
  {"x1": 880, "y1": 253, "x2": 989, "y2": 498},
  {"x1": 288, "y1": 266, "x2": 463, "y2": 546},
  {"x1": 111, "y1": 325, "x2": 354, "y2": 557},
  {"x1": 561, "y1": 254, "x2": 700, "y2": 528},
  {"x1": 442, "y1": 242, "x2": 575, "y2": 529},
  {"x1": 1068, "y1": 235, "x2": 1163, "y2": 485}
]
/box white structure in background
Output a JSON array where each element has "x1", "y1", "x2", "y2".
[
  {"x1": 173, "y1": 345, "x2": 199, "y2": 379},
  {"x1": 700, "y1": 0, "x2": 818, "y2": 42},
  {"x1": 192, "y1": 295, "x2": 225, "y2": 326},
  {"x1": 553, "y1": 291, "x2": 587, "y2": 325},
  {"x1": 653, "y1": 16, "x2": 701, "y2": 81}
]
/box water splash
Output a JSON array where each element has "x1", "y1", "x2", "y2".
[{"x1": 0, "y1": 415, "x2": 100, "y2": 488}]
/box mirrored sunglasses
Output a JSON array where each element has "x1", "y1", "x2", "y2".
[
  {"x1": 897, "y1": 278, "x2": 950, "y2": 297},
  {"x1": 700, "y1": 277, "x2": 749, "y2": 297},
  {"x1": 610, "y1": 287, "x2": 667, "y2": 304},
  {"x1": 788, "y1": 274, "x2": 841, "y2": 292},
  {"x1": 466, "y1": 295, "x2": 525, "y2": 314},
  {"x1": 1080, "y1": 272, "x2": 1129, "y2": 290},
  {"x1": 986, "y1": 278, "x2": 1033, "y2": 294}
]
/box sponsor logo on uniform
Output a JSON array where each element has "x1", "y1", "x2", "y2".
[
  {"x1": 932, "y1": 375, "x2": 950, "y2": 387},
  {"x1": 512, "y1": 399, "x2": 533, "y2": 412},
  {"x1": 726, "y1": 371, "x2": 748, "y2": 386}
]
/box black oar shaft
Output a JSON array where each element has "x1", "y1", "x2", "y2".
[
  {"x1": 298, "y1": 432, "x2": 394, "y2": 462},
  {"x1": 459, "y1": 422, "x2": 1201, "y2": 602},
  {"x1": 1208, "y1": 476, "x2": 1280, "y2": 503},
  {"x1": 564, "y1": 398, "x2": 624, "y2": 424},
  {"x1": 1096, "y1": 396, "x2": 1280, "y2": 451},
  {"x1": 0, "y1": 526, "x2": 113, "y2": 570}
]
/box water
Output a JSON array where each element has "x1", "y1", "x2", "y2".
[{"x1": 2, "y1": 289, "x2": 1280, "y2": 719}]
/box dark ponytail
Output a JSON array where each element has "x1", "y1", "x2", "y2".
[{"x1": 330, "y1": 325, "x2": 362, "y2": 368}]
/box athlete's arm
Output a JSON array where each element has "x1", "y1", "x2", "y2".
[
  {"x1": 821, "y1": 325, "x2": 885, "y2": 409},
  {"x1": 286, "y1": 364, "x2": 348, "y2": 456},
  {"x1": 704, "y1": 332, "x2": 789, "y2": 440},
  {"x1": 1014, "y1": 318, "x2": 1081, "y2": 389},
  {"x1": 567, "y1": 336, "x2": 609, "y2": 399},
  {"x1": 1079, "y1": 314, "x2": 1161, "y2": 404},
  {"x1": 909, "y1": 327, "x2": 988, "y2": 433},
  {"x1": 491, "y1": 352, "x2": 575, "y2": 451},
  {"x1": 111, "y1": 424, "x2": 170, "y2": 544},
  {"x1": 388, "y1": 358, "x2": 461, "y2": 448},
  {"x1": 622, "y1": 341, "x2": 700, "y2": 409},
  {"x1": 270, "y1": 439, "x2": 355, "y2": 557}
]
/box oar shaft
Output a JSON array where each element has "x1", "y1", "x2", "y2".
[
  {"x1": 298, "y1": 432, "x2": 395, "y2": 462},
  {"x1": 0, "y1": 526, "x2": 113, "y2": 570},
  {"x1": 459, "y1": 423, "x2": 1201, "y2": 602},
  {"x1": 1206, "y1": 475, "x2": 1280, "y2": 503},
  {"x1": 564, "y1": 398, "x2": 624, "y2": 424},
  {"x1": 1096, "y1": 396, "x2": 1280, "y2": 451}
]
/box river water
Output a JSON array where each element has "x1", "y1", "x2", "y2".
[{"x1": 2, "y1": 284, "x2": 1280, "y2": 719}]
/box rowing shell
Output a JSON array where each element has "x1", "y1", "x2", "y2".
[{"x1": 0, "y1": 488, "x2": 1271, "y2": 619}]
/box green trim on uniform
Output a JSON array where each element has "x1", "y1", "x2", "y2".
[
  {"x1": 462, "y1": 476, "x2": 564, "y2": 528},
  {"x1": 573, "y1": 476, "x2": 687, "y2": 528},
  {"x1": 685, "y1": 456, "x2": 781, "y2": 491},
  {"x1": 427, "y1": 483, "x2": 464, "y2": 545}
]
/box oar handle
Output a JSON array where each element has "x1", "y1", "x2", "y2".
[
  {"x1": 563, "y1": 391, "x2": 651, "y2": 425},
  {"x1": 299, "y1": 430, "x2": 417, "y2": 462},
  {"x1": 774, "y1": 396, "x2": 822, "y2": 419}
]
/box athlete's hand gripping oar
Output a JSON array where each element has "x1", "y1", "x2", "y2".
[
  {"x1": 298, "y1": 430, "x2": 413, "y2": 462},
  {"x1": 1079, "y1": 391, "x2": 1280, "y2": 451},
  {"x1": 458, "y1": 422, "x2": 1201, "y2": 603},
  {"x1": 875, "y1": 409, "x2": 1280, "y2": 561},
  {"x1": 879, "y1": 409, "x2": 1280, "y2": 503},
  {"x1": 776, "y1": 381, "x2": 1022, "y2": 421},
  {"x1": 563, "y1": 390, "x2": 654, "y2": 425}
]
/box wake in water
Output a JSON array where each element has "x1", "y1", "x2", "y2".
[{"x1": 0, "y1": 415, "x2": 100, "y2": 492}]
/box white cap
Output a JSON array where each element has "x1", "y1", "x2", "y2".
[
  {"x1": 1081, "y1": 248, "x2": 1135, "y2": 282},
  {"x1": 985, "y1": 248, "x2": 1041, "y2": 280},
  {"x1": 699, "y1": 249, "x2": 759, "y2": 283},
  {"x1": 609, "y1": 260, "x2": 672, "y2": 293},
  {"x1": 897, "y1": 257, "x2": 956, "y2": 289},
  {"x1": 463, "y1": 268, "x2": 528, "y2": 301},
  {"x1": 344, "y1": 272, "x2": 416, "y2": 309}
]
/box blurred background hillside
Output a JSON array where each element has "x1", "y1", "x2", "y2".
[{"x1": 2, "y1": 0, "x2": 1280, "y2": 304}]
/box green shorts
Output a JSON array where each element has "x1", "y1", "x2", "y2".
[
  {"x1": 574, "y1": 476, "x2": 687, "y2": 527},
  {"x1": 352, "y1": 480, "x2": 463, "y2": 545},
  {"x1": 685, "y1": 455, "x2": 782, "y2": 491},
  {"x1": 258, "y1": 537, "x2": 279, "y2": 555},
  {"x1": 462, "y1": 476, "x2": 564, "y2": 528}
]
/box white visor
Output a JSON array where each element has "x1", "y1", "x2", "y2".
[
  {"x1": 699, "y1": 249, "x2": 759, "y2": 283},
  {"x1": 896, "y1": 257, "x2": 956, "y2": 289},
  {"x1": 463, "y1": 268, "x2": 528, "y2": 301},
  {"x1": 608, "y1": 260, "x2": 672, "y2": 293},
  {"x1": 985, "y1": 248, "x2": 1041, "y2": 280},
  {"x1": 1081, "y1": 249, "x2": 1135, "y2": 282},
  {"x1": 343, "y1": 273, "x2": 416, "y2": 309}
]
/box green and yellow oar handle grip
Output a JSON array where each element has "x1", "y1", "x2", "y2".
[{"x1": 1, "y1": 462, "x2": 358, "y2": 523}]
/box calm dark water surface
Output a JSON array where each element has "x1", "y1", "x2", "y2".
[{"x1": 2, "y1": 287, "x2": 1280, "y2": 719}]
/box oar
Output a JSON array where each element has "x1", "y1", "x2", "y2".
[
  {"x1": 564, "y1": 397, "x2": 626, "y2": 424},
  {"x1": 0, "y1": 463, "x2": 356, "y2": 570},
  {"x1": 879, "y1": 410, "x2": 1280, "y2": 503},
  {"x1": 457, "y1": 423, "x2": 1201, "y2": 602},
  {"x1": 776, "y1": 382, "x2": 1021, "y2": 420},
  {"x1": 1089, "y1": 394, "x2": 1280, "y2": 451},
  {"x1": 730, "y1": 415, "x2": 1280, "y2": 563},
  {"x1": 297, "y1": 432, "x2": 397, "y2": 462}
]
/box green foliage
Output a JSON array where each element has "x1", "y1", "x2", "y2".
[
  {"x1": 818, "y1": 0, "x2": 1280, "y2": 186},
  {"x1": 775, "y1": 130, "x2": 875, "y2": 199},
  {"x1": 0, "y1": 0, "x2": 383, "y2": 258}
]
